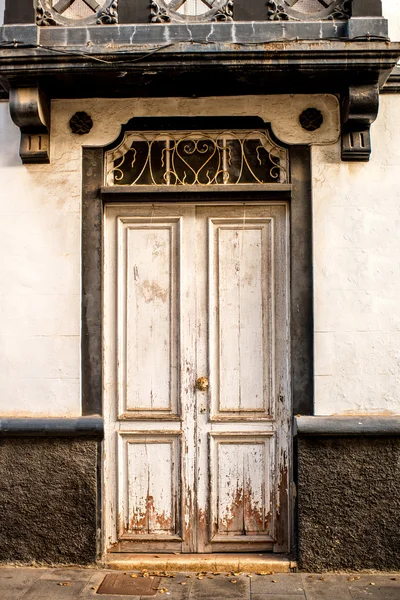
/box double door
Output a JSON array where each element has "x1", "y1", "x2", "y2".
[{"x1": 104, "y1": 201, "x2": 291, "y2": 553}]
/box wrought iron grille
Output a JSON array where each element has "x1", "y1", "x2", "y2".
[
  {"x1": 267, "y1": 0, "x2": 351, "y2": 20},
  {"x1": 105, "y1": 130, "x2": 288, "y2": 187}
]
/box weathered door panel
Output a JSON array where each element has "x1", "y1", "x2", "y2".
[
  {"x1": 195, "y1": 205, "x2": 290, "y2": 553},
  {"x1": 104, "y1": 202, "x2": 291, "y2": 554}
]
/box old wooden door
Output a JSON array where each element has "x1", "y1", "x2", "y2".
[{"x1": 104, "y1": 202, "x2": 291, "y2": 554}]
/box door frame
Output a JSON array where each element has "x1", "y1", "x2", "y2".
[{"x1": 81, "y1": 133, "x2": 313, "y2": 559}]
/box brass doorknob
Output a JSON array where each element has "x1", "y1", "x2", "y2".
[{"x1": 195, "y1": 377, "x2": 209, "y2": 392}]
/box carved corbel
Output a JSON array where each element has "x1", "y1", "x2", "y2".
[
  {"x1": 341, "y1": 84, "x2": 379, "y2": 162},
  {"x1": 9, "y1": 87, "x2": 50, "y2": 164}
]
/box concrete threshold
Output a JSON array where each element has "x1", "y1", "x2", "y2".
[{"x1": 103, "y1": 553, "x2": 296, "y2": 573}]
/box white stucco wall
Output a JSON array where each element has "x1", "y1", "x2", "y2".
[
  {"x1": 0, "y1": 91, "x2": 399, "y2": 417},
  {"x1": 382, "y1": 0, "x2": 400, "y2": 41},
  {"x1": 0, "y1": 94, "x2": 338, "y2": 417},
  {"x1": 0, "y1": 101, "x2": 81, "y2": 416},
  {"x1": 313, "y1": 94, "x2": 400, "y2": 415}
]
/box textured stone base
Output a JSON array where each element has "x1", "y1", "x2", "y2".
[
  {"x1": 0, "y1": 437, "x2": 98, "y2": 564},
  {"x1": 297, "y1": 436, "x2": 400, "y2": 571}
]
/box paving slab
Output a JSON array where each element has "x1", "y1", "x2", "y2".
[
  {"x1": 0, "y1": 568, "x2": 48, "y2": 600},
  {"x1": 189, "y1": 573, "x2": 250, "y2": 599},
  {"x1": 40, "y1": 568, "x2": 95, "y2": 581},
  {"x1": 301, "y1": 574, "x2": 353, "y2": 600},
  {"x1": 17, "y1": 578, "x2": 88, "y2": 600},
  {"x1": 252, "y1": 596, "x2": 305, "y2": 600},
  {"x1": 347, "y1": 574, "x2": 400, "y2": 600},
  {"x1": 251, "y1": 572, "x2": 304, "y2": 595}
]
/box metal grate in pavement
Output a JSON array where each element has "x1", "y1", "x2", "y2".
[{"x1": 97, "y1": 574, "x2": 161, "y2": 595}]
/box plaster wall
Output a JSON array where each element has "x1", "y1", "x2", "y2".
[
  {"x1": 313, "y1": 94, "x2": 400, "y2": 416},
  {"x1": 0, "y1": 94, "x2": 338, "y2": 417},
  {"x1": 382, "y1": 0, "x2": 400, "y2": 41},
  {"x1": 0, "y1": 101, "x2": 81, "y2": 417},
  {"x1": 0, "y1": 93, "x2": 399, "y2": 418}
]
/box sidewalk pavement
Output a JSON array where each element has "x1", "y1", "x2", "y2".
[{"x1": 1, "y1": 567, "x2": 400, "y2": 600}]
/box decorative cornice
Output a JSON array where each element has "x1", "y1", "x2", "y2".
[
  {"x1": 267, "y1": 0, "x2": 350, "y2": 21},
  {"x1": 267, "y1": 2, "x2": 289, "y2": 21},
  {"x1": 212, "y1": 0, "x2": 233, "y2": 22},
  {"x1": 36, "y1": 0, "x2": 118, "y2": 26},
  {"x1": 150, "y1": 0, "x2": 171, "y2": 24},
  {"x1": 96, "y1": 0, "x2": 118, "y2": 25},
  {"x1": 36, "y1": 6, "x2": 58, "y2": 26},
  {"x1": 149, "y1": 0, "x2": 233, "y2": 23}
]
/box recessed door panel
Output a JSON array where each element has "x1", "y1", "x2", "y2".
[
  {"x1": 210, "y1": 433, "x2": 274, "y2": 541},
  {"x1": 118, "y1": 434, "x2": 181, "y2": 540},
  {"x1": 210, "y1": 218, "x2": 273, "y2": 419},
  {"x1": 118, "y1": 217, "x2": 181, "y2": 419}
]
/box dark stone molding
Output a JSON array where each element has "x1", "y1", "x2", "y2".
[
  {"x1": 0, "y1": 416, "x2": 104, "y2": 439},
  {"x1": 290, "y1": 146, "x2": 313, "y2": 416},
  {"x1": 4, "y1": 0, "x2": 35, "y2": 24},
  {"x1": 341, "y1": 84, "x2": 379, "y2": 161},
  {"x1": 352, "y1": 0, "x2": 382, "y2": 17},
  {"x1": 296, "y1": 415, "x2": 400, "y2": 437},
  {"x1": 297, "y1": 436, "x2": 400, "y2": 571},
  {"x1": 36, "y1": 20, "x2": 389, "y2": 46},
  {"x1": 382, "y1": 65, "x2": 400, "y2": 94},
  {"x1": 9, "y1": 86, "x2": 50, "y2": 164}
]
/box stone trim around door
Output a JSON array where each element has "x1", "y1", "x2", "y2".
[
  {"x1": 82, "y1": 123, "x2": 313, "y2": 560},
  {"x1": 81, "y1": 131, "x2": 314, "y2": 420}
]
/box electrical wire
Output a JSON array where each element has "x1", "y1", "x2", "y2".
[{"x1": 0, "y1": 33, "x2": 391, "y2": 67}]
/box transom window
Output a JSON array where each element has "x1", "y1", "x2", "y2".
[{"x1": 105, "y1": 130, "x2": 288, "y2": 187}]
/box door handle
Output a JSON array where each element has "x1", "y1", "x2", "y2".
[{"x1": 195, "y1": 376, "x2": 209, "y2": 392}]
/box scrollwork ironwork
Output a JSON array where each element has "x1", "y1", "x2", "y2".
[{"x1": 105, "y1": 130, "x2": 288, "y2": 187}]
